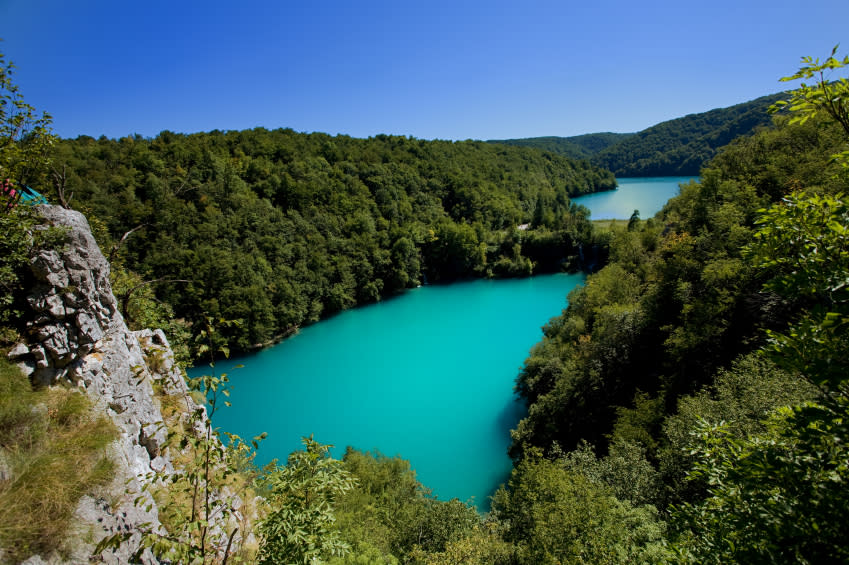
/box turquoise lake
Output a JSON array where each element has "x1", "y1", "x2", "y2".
[
  {"x1": 191, "y1": 176, "x2": 691, "y2": 508},
  {"x1": 573, "y1": 176, "x2": 697, "y2": 219},
  {"x1": 192, "y1": 273, "x2": 584, "y2": 508}
]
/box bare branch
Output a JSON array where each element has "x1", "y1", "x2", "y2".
[
  {"x1": 51, "y1": 163, "x2": 73, "y2": 209},
  {"x1": 108, "y1": 223, "x2": 149, "y2": 264},
  {"x1": 172, "y1": 178, "x2": 200, "y2": 196},
  {"x1": 221, "y1": 528, "x2": 239, "y2": 565}
]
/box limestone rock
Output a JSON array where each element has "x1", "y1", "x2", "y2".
[
  {"x1": 5, "y1": 206, "x2": 211, "y2": 564},
  {"x1": 8, "y1": 342, "x2": 30, "y2": 359}
]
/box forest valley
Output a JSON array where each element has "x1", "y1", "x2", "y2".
[{"x1": 1, "y1": 46, "x2": 848, "y2": 564}]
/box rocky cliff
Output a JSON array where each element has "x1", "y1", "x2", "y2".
[{"x1": 6, "y1": 206, "x2": 204, "y2": 564}]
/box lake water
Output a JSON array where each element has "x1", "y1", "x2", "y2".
[
  {"x1": 191, "y1": 273, "x2": 585, "y2": 509},
  {"x1": 572, "y1": 176, "x2": 697, "y2": 219}
]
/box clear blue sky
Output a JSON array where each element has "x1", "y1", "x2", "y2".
[{"x1": 2, "y1": 0, "x2": 848, "y2": 141}]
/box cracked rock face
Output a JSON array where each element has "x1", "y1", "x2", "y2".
[
  {"x1": 6, "y1": 206, "x2": 203, "y2": 564},
  {"x1": 20, "y1": 207, "x2": 117, "y2": 383}
]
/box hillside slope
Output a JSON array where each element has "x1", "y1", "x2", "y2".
[
  {"x1": 592, "y1": 92, "x2": 786, "y2": 176},
  {"x1": 489, "y1": 92, "x2": 786, "y2": 177},
  {"x1": 487, "y1": 132, "x2": 634, "y2": 160}
]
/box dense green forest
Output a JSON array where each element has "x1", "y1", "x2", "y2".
[
  {"x1": 492, "y1": 92, "x2": 785, "y2": 177},
  {"x1": 487, "y1": 132, "x2": 634, "y2": 160},
  {"x1": 46, "y1": 131, "x2": 614, "y2": 354}
]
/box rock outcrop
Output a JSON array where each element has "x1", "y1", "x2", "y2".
[{"x1": 7, "y1": 206, "x2": 203, "y2": 564}]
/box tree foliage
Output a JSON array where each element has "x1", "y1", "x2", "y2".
[
  {"x1": 491, "y1": 455, "x2": 665, "y2": 564},
  {"x1": 488, "y1": 132, "x2": 634, "y2": 161},
  {"x1": 746, "y1": 191, "x2": 849, "y2": 389},
  {"x1": 668, "y1": 190, "x2": 849, "y2": 563},
  {"x1": 0, "y1": 49, "x2": 56, "y2": 187},
  {"x1": 0, "y1": 48, "x2": 60, "y2": 338},
  {"x1": 54, "y1": 129, "x2": 612, "y2": 355},
  {"x1": 333, "y1": 449, "x2": 483, "y2": 563},
  {"x1": 771, "y1": 44, "x2": 849, "y2": 166},
  {"x1": 257, "y1": 437, "x2": 355, "y2": 565}
]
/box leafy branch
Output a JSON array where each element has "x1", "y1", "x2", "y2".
[
  {"x1": 770, "y1": 45, "x2": 849, "y2": 166},
  {"x1": 96, "y1": 318, "x2": 266, "y2": 564}
]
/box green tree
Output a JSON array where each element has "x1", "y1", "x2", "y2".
[
  {"x1": 492, "y1": 455, "x2": 666, "y2": 565},
  {"x1": 407, "y1": 529, "x2": 517, "y2": 565},
  {"x1": 258, "y1": 437, "x2": 356, "y2": 565},
  {"x1": 627, "y1": 209, "x2": 640, "y2": 231},
  {"x1": 0, "y1": 49, "x2": 56, "y2": 187},
  {"x1": 668, "y1": 193, "x2": 849, "y2": 564},
  {"x1": 0, "y1": 48, "x2": 60, "y2": 337},
  {"x1": 660, "y1": 353, "x2": 817, "y2": 506},
  {"x1": 669, "y1": 405, "x2": 849, "y2": 564},
  {"x1": 332, "y1": 449, "x2": 486, "y2": 563},
  {"x1": 746, "y1": 191, "x2": 849, "y2": 388},
  {"x1": 0, "y1": 209, "x2": 37, "y2": 328},
  {"x1": 559, "y1": 438, "x2": 662, "y2": 508}
]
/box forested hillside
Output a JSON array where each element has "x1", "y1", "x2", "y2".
[
  {"x1": 487, "y1": 132, "x2": 633, "y2": 160},
  {"x1": 491, "y1": 93, "x2": 785, "y2": 177},
  {"x1": 500, "y1": 49, "x2": 849, "y2": 562},
  {"x1": 52, "y1": 130, "x2": 615, "y2": 353},
  {"x1": 510, "y1": 112, "x2": 847, "y2": 457},
  {"x1": 592, "y1": 92, "x2": 786, "y2": 176}
]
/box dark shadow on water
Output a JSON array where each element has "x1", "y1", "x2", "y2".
[
  {"x1": 496, "y1": 395, "x2": 528, "y2": 436},
  {"x1": 476, "y1": 396, "x2": 528, "y2": 512}
]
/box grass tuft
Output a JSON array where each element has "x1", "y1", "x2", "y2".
[{"x1": 0, "y1": 357, "x2": 118, "y2": 562}]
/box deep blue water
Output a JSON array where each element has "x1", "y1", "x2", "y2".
[
  {"x1": 572, "y1": 176, "x2": 697, "y2": 219},
  {"x1": 191, "y1": 273, "x2": 585, "y2": 509}
]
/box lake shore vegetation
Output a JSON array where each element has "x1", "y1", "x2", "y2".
[
  {"x1": 505, "y1": 47, "x2": 849, "y2": 563},
  {"x1": 51, "y1": 130, "x2": 614, "y2": 356}
]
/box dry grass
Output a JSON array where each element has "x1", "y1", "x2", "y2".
[{"x1": 0, "y1": 358, "x2": 117, "y2": 562}]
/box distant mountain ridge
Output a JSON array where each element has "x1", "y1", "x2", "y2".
[
  {"x1": 489, "y1": 92, "x2": 787, "y2": 176},
  {"x1": 487, "y1": 132, "x2": 635, "y2": 161}
]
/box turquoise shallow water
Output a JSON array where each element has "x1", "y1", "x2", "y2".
[
  {"x1": 572, "y1": 176, "x2": 697, "y2": 219},
  {"x1": 190, "y1": 273, "x2": 584, "y2": 509}
]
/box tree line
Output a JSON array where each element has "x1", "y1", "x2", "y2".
[
  {"x1": 46, "y1": 129, "x2": 614, "y2": 355},
  {"x1": 487, "y1": 132, "x2": 633, "y2": 161}
]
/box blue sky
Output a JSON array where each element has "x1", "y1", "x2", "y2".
[{"x1": 2, "y1": 0, "x2": 848, "y2": 141}]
